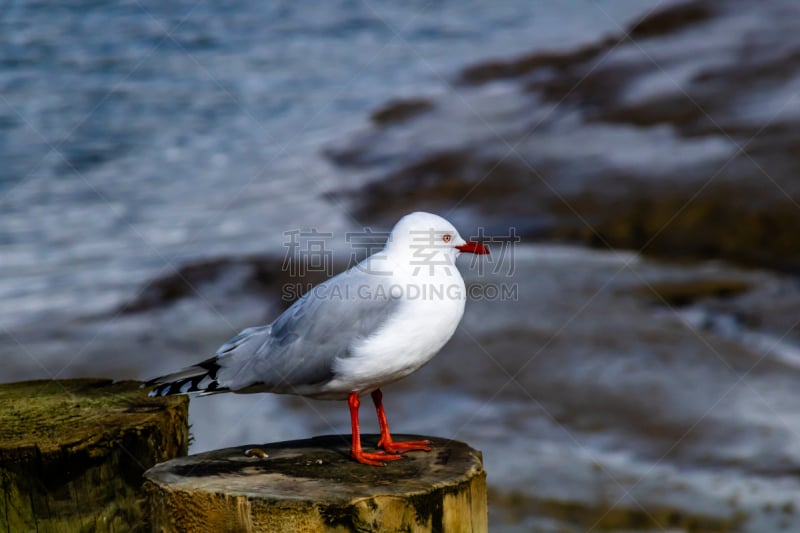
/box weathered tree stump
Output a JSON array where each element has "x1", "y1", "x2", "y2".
[
  {"x1": 144, "y1": 434, "x2": 487, "y2": 533},
  {"x1": 0, "y1": 378, "x2": 189, "y2": 532}
]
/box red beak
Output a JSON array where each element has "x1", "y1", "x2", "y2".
[{"x1": 456, "y1": 241, "x2": 489, "y2": 255}]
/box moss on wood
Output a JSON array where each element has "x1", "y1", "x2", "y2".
[
  {"x1": 0, "y1": 378, "x2": 189, "y2": 532},
  {"x1": 144, "y1": 434, "x2": 486, "y2": 533}
]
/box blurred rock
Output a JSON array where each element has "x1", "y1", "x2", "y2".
[
  {"x1": 117, "y1": 255, "x2": 336, "y2": 315},
  {"x1": 458, "y1": 2, "x2": 713, "y2": 85},
  {"x1": 370, "y1": 97, "x2": 434, "y2": 125},
  {"x1": 326, "y1": 0, "x2": 800, "y2": 271}
]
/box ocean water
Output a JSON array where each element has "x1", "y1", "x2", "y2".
[
  {"x1": 9, "y1": 3, "x2": 800, "y2": 531},
  {"x1": 0, "y1": 0, "x2": 667, "y2": 332},
  {"x1": 16, "y1": 2, "x2": 784, "y2": 530}
]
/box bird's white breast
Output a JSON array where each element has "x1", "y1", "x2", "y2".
[{"x1": 327, "y1": 273, "x2": 466, "y2": 395}]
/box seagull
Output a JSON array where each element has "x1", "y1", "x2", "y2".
[{"x1": 146, "y1": 211, "x2": 489, "y2": 466}]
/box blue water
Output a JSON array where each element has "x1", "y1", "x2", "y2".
[
  {"x1": 11, "y1": 4, "x2": 800, "y2": 530},
  {"x1": 0, "y1": 0, "x2": 666, "y2": 331}
]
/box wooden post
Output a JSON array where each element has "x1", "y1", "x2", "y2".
[
  {"x1": 144, "y1": 434, "x2": 487, "y2": 533},
  {"x1": 0, "y1": 378, "x2": 189, "y2": 532}
]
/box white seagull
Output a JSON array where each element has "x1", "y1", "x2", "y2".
[{"x1": 146, "y1": 211, "x2": 489, "y2": 465}]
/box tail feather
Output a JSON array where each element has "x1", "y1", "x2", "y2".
[{"x1": 145, "y1": 357, "x2": 229, "y2": 397}]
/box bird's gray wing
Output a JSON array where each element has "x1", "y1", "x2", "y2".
[{"x1": 214, "y1": 265, "x2": 401, "y2": 393}]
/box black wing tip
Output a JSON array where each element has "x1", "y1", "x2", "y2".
[
  {"x1": 197, "y1": 357, "x2": 222, "y2": 380},
  {"x1": 145, "y1": 356, "x2": 223, "y2": 397},
  {"x1": 146, "y1": 374, "x2": 229, "y2": 397}
]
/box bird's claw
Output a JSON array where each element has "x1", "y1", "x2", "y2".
[
  {"x1": 352, "y1": 450, "x2": 404, "y2": 466},
  {"x1": 378, "y1": 438, "x2": 432, "y2": 453}
]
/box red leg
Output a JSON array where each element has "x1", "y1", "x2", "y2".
[
  {"x1": 371, "y1": 389, "x2": 432, "y2": 453},
  {"x1": 348, "y1": 392, "x2": 403, "y2": 466}
]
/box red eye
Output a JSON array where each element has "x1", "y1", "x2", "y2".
[{"x1": 442, "y1": 233, "x2": 452, "y2": 243}]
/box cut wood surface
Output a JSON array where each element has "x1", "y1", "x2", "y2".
[
  {"x1": 144, "y1": 434, "x2": 487, "y2": 533},
  {"x1": 0, "y1": 378, "x2": 189, "y2": 532}
]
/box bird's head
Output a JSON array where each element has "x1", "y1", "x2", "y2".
[{"x1": 384, "y1": 211, "x2": 489, "y2": 271}]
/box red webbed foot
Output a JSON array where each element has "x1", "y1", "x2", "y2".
[
  {"x1": 378, "y1": 437, "x2": 432, "y2": 454},
  {"x1": 352, "y1": 449, "x2": 405, "y2": 466}
]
